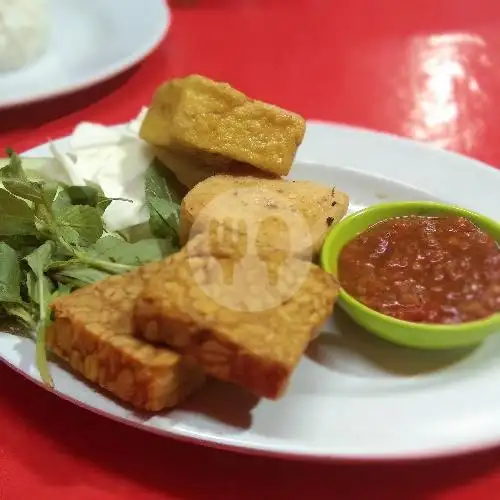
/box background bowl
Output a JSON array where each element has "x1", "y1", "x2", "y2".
[{"x1": 321, "y1": 201, "x2": 500, "y2": 349}]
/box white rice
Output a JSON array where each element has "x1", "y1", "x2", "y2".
[{"x1": 0, "y1": 0, "x2": 50, "y2": 72}]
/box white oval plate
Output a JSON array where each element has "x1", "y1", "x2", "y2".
[
  {"x1": 0, "y1": 0, "x2": 170, "y2": 109},
  {"x1": 2, "y1": 121, "x2": 500, "y2": 461}
]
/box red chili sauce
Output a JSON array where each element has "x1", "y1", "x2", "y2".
[{"x1": 338, "y1": 215, "x2": 500, "y2": 324}]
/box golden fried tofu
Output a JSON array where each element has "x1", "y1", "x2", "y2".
[
  {"x1": 133, "y1": 231, "x2": 339, "y2": 399},
  {"x1": 179, "y1": 175, "x2": 349, "y2": 256},
  {"x1": 47, "y1": 263, "x2": 205, "y2": 412},
  {"x1": 153, "y1": 146, "x2": 276, "y2": 190},
  {"x1": 140, "y1": 75, "x2": 306, "y2": 177}
]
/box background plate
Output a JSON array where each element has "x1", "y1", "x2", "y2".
[
  {"x1": 0, "y1": 0, "x2": 170, "y2": 109},
  {"x1": 1, "y1": 121, "x2": 500, "y2": 461}
]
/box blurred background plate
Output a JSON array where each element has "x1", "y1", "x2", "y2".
[{"x1": 0, "y1": 0, "x2": 170, "y2": 109}]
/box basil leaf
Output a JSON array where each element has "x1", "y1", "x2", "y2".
[
  {"x1": 24, "y1": 239, "x2": 56, "y2": 387},
  {"x1": 26, "y1": 270, "x2": 54, "y2": 306},
  {"x1": 54, "y1": 266, "x2": 111, "y2": 288},
  {"x1": 42, "y1": 182, "x2": 60, "y2": 206},
  {"x1": 90, "y1": 235, "x2": 176, "y2": 266},
  {"x1": 64, "y1": 185, "x2": 101, "y2": 207},
  {"x1": 145, "y1": 160, "x2": 181, "y2": 239},
  {"x1": 55, "y1": 205, "x2": 103, "y2": 247},
  {"x1": 24, "y1": 241, "x2": 54, "y2": 276},
  {"x1": 145, "y1": 159, "x2": 184, "y2": 205},
  {"x1": 1, "y1": 151, "x2": 45, "y2": 203},
  {"x1": 34, "y1": 294, "x2": 54, "y2": 387},
  {"x1": 3, "y1": 235, "x2": 41, "y2": 254},
  {"x1": 2, "y1": 149, "x2": 27, "y2": 180},
  {"x1": 2, "y1": 303, "x2": 35, "y2": 332},
  {"x1": 3, "y1": 179, "x2": 44, "y2": 204},
  {"x1": 25, "y1": 241, "x2": 55, "y2": 307},
  {"x1": 26, "y1": 271, "x2": 37, "y2": 303},
  {"x1": 62, "y1": 183, "x2": 126, "y2": 216},
  {"x1": 90, "y1": 234, "x2": 128, "y2": 259},
  {"x1": 0, "y1": 242, "x2": 22, "y2": 303},
  {"x1": 123, "y1": 238, "x2": 177, "y2": 263},
  {"x1": 80, "y1": 181, "x2": 114, "y2": 213},
  {"x1": 117, "y1": 221, "x2": 153, "y2": 243},
  {"x1": 0, "y1": 189, "x2": 36, "y2": 236},
  {"x1": 50, "y1": 282, "x2": 73, "y2": 300},
  {"x1": 149, "y1": 197, "x2": 178, "y2": 225},
  {"x1": 51, "y1": 188, "x2": 72, "y2": 214}
]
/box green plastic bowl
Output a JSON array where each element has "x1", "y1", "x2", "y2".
[{"x1": 320, "y1": 201, "x2": 500, "y2": 350}]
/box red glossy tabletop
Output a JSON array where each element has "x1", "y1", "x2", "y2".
[{"x1": 2, "y1": 1, "x2": 500, "y2": 499}]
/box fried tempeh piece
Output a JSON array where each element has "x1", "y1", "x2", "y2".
[
  {"x1": 134, "y1": 231, "x2": 340, "y2": 399},
  {"x1": 140, "y1": 75, "x2": 306, "y2": 177},
  {"x1": 47, "y1": 262, "x2": 205, "y2": 412}
]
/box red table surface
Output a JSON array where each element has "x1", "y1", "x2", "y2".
[{"x1": 2, "y1": 1, "x2": 500, "y2": 499}]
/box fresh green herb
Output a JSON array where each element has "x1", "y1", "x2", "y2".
[
  {"x1": 89, "y1": 234, "x2": 176, "y2": 265},
  {"x1": 1, "y1": 150, "x2": 46, "y2": 203},
  {"x1": 24, "y1": 242, "x2": 55, "y2": 305},
  {"x1": 50, "y1": 283, "x2": 73, "y2": 300},
  {"x1": 25, "y1": 240, "x2": 55, "y2": 275},
  {"x1": 50, "y1": 187, "x2": 71, "y2": 213},
  {"x1": 59, "y1": 182, "x2": 129, "y2": 216},
  {"x1": 0, "y1": 190, "x2": 37, "y2": 236},
  {"x1": 3, "y1": 178, "x2": 44, "y2": 204},
  {"x1": 90, "y1": 233, "x2": 127, "y2": 257},
  {"x1": 52, "y1": 266, "x2": 112, "y2": 288},
  {"x1": 117, "y1": 221, "x2": 157, "y2": 243},
  {"x1": 118, "y1": 238, "x2": 177, "y2": 264},
  {"x1": 26, "y1": 270, "x2": 53, "y2": 304},
  {"x1": 42, "y1": 182, "x2": 60, "y2": 207},
  {"x1": 0, "y1": 150, "x2": 183, "y2": 386},
  {"x1": 145, "y1": 159, "x2": 181, "y2": 244},
  {"x1": 23, "y1": 241, "x2": 56, "y2": 385},
  {"x1": 30, "y1": 284, "x2": 54, "y2": 385},
  {"x1": 0, "y1": 242, "x2": 23, "y2": 304},
  {"x1": 3, "y1": 234, "x2": 41, "y2": 252},
  {"x1": 0, "y1": 242, "x2": 35, "y2": 335},
  {"x1": 55, "y1": 205, "x2": 104, "y2": 246},
  {"x1": 2, "y1": 303, "x2": 36, "y2": 332},
  {"x1": 65, "y1": 185, "x2": 106, "y2": 207},
  {"x1": 3, "y1": 149, "x2": 25, "y2": 178}
]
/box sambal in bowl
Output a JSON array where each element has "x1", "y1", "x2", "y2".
[{"x1": 320, "y1": 201, "x2": 500, "y2": 349}]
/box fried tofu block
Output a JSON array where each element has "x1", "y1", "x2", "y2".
[
  {"x1": 140, "y1": 75, "x2": 306, "y2": 177},
  {"x1": 134, "y1": 231, "x2": 340, "y2": 399},
  {"x1": 47, "y1": 263, "x2": 205, "y2": 412},
  {"x1": 153, "y1": 146, "x2": 276, "y2": 190},
  {"x1": 179, "y1": 175, "x2": 349, "y2": 256}
]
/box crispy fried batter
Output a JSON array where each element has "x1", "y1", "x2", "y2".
[
  {"x1": 134, "y1": 231, "x2": 339, "y2": 399},
  {"x1": 140, "y1": 75, "x2": 306, "y2": 177},
  {"x1": 153, "y1": 146, "x2": 276, "y2": 190},
  {"x1": 47, "y1": 263, "x2": 205, "y2": 412},
  {"x1": 179, "y1": 174, "x2": 349, "y2": 256}
]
